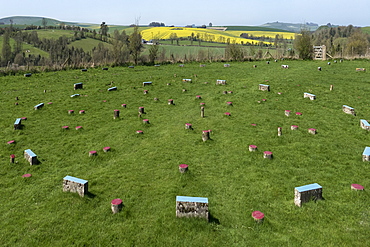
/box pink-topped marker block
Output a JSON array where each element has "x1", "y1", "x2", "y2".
[
  {"x1": 185, "y1": 123, "x2": 192, "y2": 129},
  {"x1": 143, "y1": 119, "x2": 149, "y2": 124},
  {"x1": 291, "y1": 125, "x2": 298, "y2": 130},
  {"x1": 121, "y1": 104, "x2": 127, "y2": 108},
  {"x1": 249, "y1": 145, "x2": 257, "y2": 151},
  {"x1": 308, "y1": 128, "x2": 317, "y2": 135},
  {"x1": 21, "y1": 117, "x2": 27, "y2": 120},
  {"x1": 111, "y1": 198, "x2": 123, "y2": 214},
  {"x1": 68, "y1": 110, "x2": 74, "y2": 114},
  {"x1": 48, "y1": 102, "x2": 53, "y2": 105},
  {"x1": 351, "y1": 184, "x2": 364, "y2": 191},
  {"x1": 296, "y1": 112, "x2": 302, "y2": 116},
  {"x1": 200, "y1": 102, "x2": 205, "y2": 106},
  {"x1": 22, "y1": 173, "x2": 32, "y2": 178},
  {"x1": 251, "y1": 124, "x2": 257, "y2": 126},
  {"x1": 75, "y1": 126, "x2": 82, "y2": 130},
  {"x1": 62, "y1": 126, "x2": 69, "y2": 130},
  {"x1": 89, "y1": 150, "x2": 97, "y2": 156},
  {"x1": 252, "y1": 211, "x2": 265, "y2": 223},
  {"x1": 263, "y1": 151, "x2": 273, "y2": 159},
  {"x1": 7, "y1": 140, "x2": 15, "y2": 144},
  {"x1": 136, "y1": 130, "x2": 143, "y2": 134},
  {"x1": 179, "y1": 164, "x2": 189, "y2": 173},
  {"x1": 224, "y1": 112, "x2": 231, "y2": 116},
  {"x1": 103, "y1": 100, "x2": 107, "y2": 102},
  {"x1": 262, "y1": 99, "x2": 267, "y2": 102},
  {"x1": 228, "y1": 91, "x2": 233, "y2": 94},
  {"x1": 227, "y1": 101, "x2": 233, "y2": 105},
  {"x1": 196, "y1": 95, "x2": 202, "y2": 99},
  {"x1": 103, "y1": 147, "x2": 111, "y2": 152},
  {"x1": 79, "y1": 110, "x2": 85, "y2": 114}
]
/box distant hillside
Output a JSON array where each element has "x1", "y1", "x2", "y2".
[
  {"x1": 0, "y1": 16, "x2": 96, "y2": 28},
  {"x1": 259, "y1": 21, "x2": 319, "y2": 32}
]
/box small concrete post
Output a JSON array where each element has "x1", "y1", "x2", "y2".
[
  {"x1": 202, "y1": 130, "x2": 210, "y2": 141},
  {"x1": 111, "y1": 199, "x2": 123, "y2": 214},
  {"x1": 249, "y1": 145, "x2": 257, "y2": 152},
  {"x1": 278, "y1": 127, "x2": 282, "y2": 136},
  {"x1": 201, "y1": 107, "x2": 205, "y2": 118},
  {"x1": 330, "y1": 85, "x2": 333, "y2": 91},
  {"x1": 113, "y1": 110, "x2": 120, "y2": 119},
  {"x1": 179, "y1": 164, "x2": 189, "y2": 173}
]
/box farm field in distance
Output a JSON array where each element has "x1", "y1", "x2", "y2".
[{"x1": 0, "y1": 60, "x2": 369, "y2": 246}]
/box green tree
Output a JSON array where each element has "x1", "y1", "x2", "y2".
[
  {"x1": 42, "y1": 18, "x2": 48, "y2": 29},
  {"x1": 294, "y1": 30, "x2": 313, "y2": 59},
  {"x1": 129, "y1": 25, "x2": 143, "y2": 65},
  {"x1": 1, "y1": 29, "x2": 12, "y2": 66},
  {"x1": 148, "y1": 44, "x2": 159, "y2": 64},
  {"x1": 346, "y1": 29, "x2": 369, "y2": 56},
  {"x1": 100, "y1": 22, "x2": 109, "y2": 41}
]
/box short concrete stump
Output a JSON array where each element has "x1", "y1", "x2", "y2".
[
  {"x1": 308, "y1": 128, "x2": 317, "y2": 135},
  {"x1": 291, "y1": 125, "x2": 299, "y2": 130},
  {"x1": 138, "y1": 107, "x2": 145, "y2": 114},
  {"x1": 103, "y1": 147, "x2": 111, "y2": 152},
  {"x1": 202, "y1": 130, "x2": 210, "y2": 141},
  {"x1": 143, "y1": 119, "x2": 150, "y2": 124},
  {"x1": 121, "y1": 104, "x2": 127, "y2": 108},
  {"x1": 168, "y1": 99, "x2": 174, "y2": 105},
  {"x1": 185, "y1": 123, "x2": 193, "y2": 130},
  {"x1": 224, "y1": 112, "x2": 231, "y2": 116},
  {"x1": 136, "y1": 130, "x2": 143, "y2": 134},
  {"x1": 226, "y1": 101, "x2": 233, "y2": 106},
  {"x1": 176, "y1": 196, "x2": 209, "y2": 220},
  {"x1": 79, "y1": 110, "x2": 85, "y2": 114},
  {"x1": 249, "y1": 145, "x2": 257, "y2": 152},
  {"x1": 113, "y1": 110, "x2": 120, "y2": 119},
  {"x1": 143, "y1": 90, "x2": 148, "y2": 94},
  {"x1": 68, "y1": 110, "x2": 74, "y2": 114},
  {"x1": 351, "y1": 184, "x2": 364, "y2": 191},
  {"x1": 196, "y1": 95, "x2": 202, "y2": 99},
  {"x1": 10, "y1": 154, "x2": 15, "y2": 163},
  {"x1": 75, "y1": 126, "x2": 82, "y2": 130},
  {"x1": 111, "y1": 198, "x2": 123, "y2": 214},
  {"x1": 263, "y1": 151, "x2": 273, "y2": 159},
  {"x1": 179, "y1": 164, "x2": 189, "y2": 173},
  {"x1": 62, "y1": 126, "x2": 69, "y2": 130},
  {"x1": 296, "y1": 112, "x2": 302, "y2": 116},
  {"x1": 89, "y1": 151, "x2": 97, "y2": 156},
  {"x1": 252, "y1": 211, "x2": 264, "y2": 223}
]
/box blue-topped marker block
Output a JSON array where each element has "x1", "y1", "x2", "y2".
[
  {"x1": 63, "y1": 175, "x2": 88, "y2": 197},
  {"x1": 34, "y1": 103, "x2": 44, "y2": 110},
  {"x1": 360, "y1": 119, "x2": 370, "y2": 130},
  {"x1": 294, "y1": 183, "x2": 322, "y2": 207},
  {"x1": 143, "y1": 81, "x2": 152, "y2": 86},
  {"x1": 108, "y1": 86, "x2": 117, "y2": 91},
  {"x1": 14, "y1": 118, "x2": 22, "y2": 130},
  {"x1": 362, "y1": 147, "x2": 370, "y2": 161},
  {"x1": 176, "y1": 196, "x2": 209, "y2": 220},
  {"x1": 343, "y1": 105, "x2": 356, "y2": 116},
  {"x1": 70, "y1": 94, "x2": 80, "y2": 98},
  {"x1": 74, "y1": 82, "x2": 83, "y2": 90},
  {"x1": 259, "y1": 84, "x2": 270, "y2": 91},
  {"x1": 24, "y1": 149, "x2": 38, "y2": 165},
  {"x1": 304, "y1": 92, "x2": 316, "y2": 100}
]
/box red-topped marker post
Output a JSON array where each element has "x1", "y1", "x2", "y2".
[
  {"x1": 111, "y1": 198, "x2": 123, "y2": 214},
  {"x1": 179, "y1": 164, "x2": 189, "y2": 173},
  {"x1": 351, "y1": 184, "x2": 364, "y2": 191},
  {"x1": 252, "y1": 211, "x2": 265, "y2": 223}
]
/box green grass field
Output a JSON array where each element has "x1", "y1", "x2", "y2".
[{"x1": 0, "y1": 61, "x2": 369, "y2": 246}]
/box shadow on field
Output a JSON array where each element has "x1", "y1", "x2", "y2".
[
  {"x1": 86, "y1": 192, "x2": 97, "y2": 198},
  {"x1": 209, "y1": 213, "x2": 220, "y2": 224}
]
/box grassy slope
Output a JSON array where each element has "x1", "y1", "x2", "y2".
[
  {"x1": 0, "y1": 61, "x2": 369, "y2": 246},
  {"x1": 0, "y1": 36, "x2": 49, "y2": 58},
  {"x1": 68, "y1": 38, "x2": 112, "y2": 52}
]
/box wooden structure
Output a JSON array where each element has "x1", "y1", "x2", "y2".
[
  {"x1": 313, "y1": 45, "x2": 327, "y2": 60},
  {"x1": 24, "y1": 149, "x2": 38, "y2": 165},
  {"x1": 176, "y1": 196, "x2": 209, "y2": 220},
  {"x1": 362, "y1": 146, "x2": 370, "y2": 161},
  {"x1": 259, "y1": 84, "x2": 270, "y2": 91},
  {"x1": 342, "y1": 105, "x2": 356, "y2": 116},
  {"x1": 63, "y1": 175, "x2": 88, "y2": 197},
  {"x1": 294, "y1": 183, "x2": 322, "y2": 207},
  {"x1": 14, "y1": 118, "x2": 22, "y2": 130},
  {"x1": 34, "y1": 103, "x2": 44, "y2": 110},
  {"x1": 360, "y1": 119, "x2": 370, "y2": 130},
  {"x1": 74, "y1": 82, "x2": 83, "y2": 90},
  {"x1": 304, "y1": 92, "x2": 316, "y2": 100}
]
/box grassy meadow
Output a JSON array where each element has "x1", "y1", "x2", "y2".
[{"x1": 0, "y1": 60, "x2": 369, "y2": 246}]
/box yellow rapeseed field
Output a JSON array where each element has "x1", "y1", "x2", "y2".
[{"x1": 140, "y1": 27, "x2": 295, "y2": 45}]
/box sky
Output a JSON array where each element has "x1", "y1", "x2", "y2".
[{"x1": 1, "y1": 0, "x2": 369, "y2": 27}]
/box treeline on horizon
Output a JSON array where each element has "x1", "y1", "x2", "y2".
[{"x1": 0, "y1": 23, "x2": 369, "y2": 74}]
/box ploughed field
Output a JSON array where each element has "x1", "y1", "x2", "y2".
[{"x1": 1, "y1": 60, "x2": 369, "y2": 246}]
